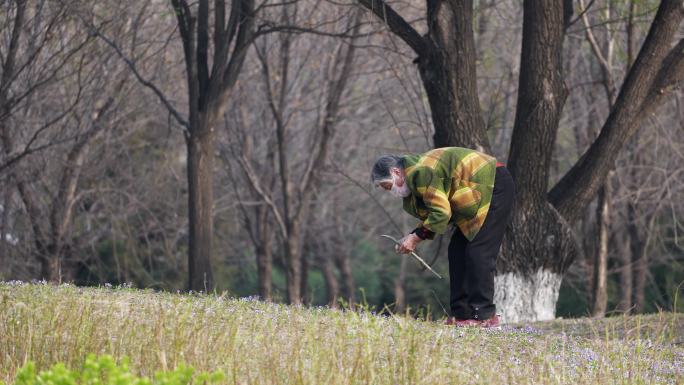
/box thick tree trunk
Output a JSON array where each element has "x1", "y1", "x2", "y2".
[
  {"x1": 418, "y1": 0, "x2": 489, "y2": 151},
  {"x1": 171, "y1": 0, "x2": 255, "y2": 293},
  {"x1": 494, "y1": 268, "x2": 563, "y2": 323},
  {"x1": 496, "y1": 205, "x2": 577, "y2": 323},
  {"x1": 186, "y1": 126, "x2": 215, "y2": 292},
  {"x1": 497, "y1": 0, "x2": 576, "y2": 323}
]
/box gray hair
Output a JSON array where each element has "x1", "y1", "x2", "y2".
[{"x1": 370, "y1": 155, "x2": 405, "y2": 187}]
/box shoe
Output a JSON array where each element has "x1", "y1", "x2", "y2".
[
  {"x1": 444, "y1": 317, "x2": 480, "y2": 327},
  {"x1": 444, "y1": 314, "x2": 501, "y2": 329},
  {"x1": 478, "y1": 314, "x2": 501, "y2": 329}
]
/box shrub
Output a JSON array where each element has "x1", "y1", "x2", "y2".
[{"x1": 3, "y1": 354, "x2": 224, "y2": 385}]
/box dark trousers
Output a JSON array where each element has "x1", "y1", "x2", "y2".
[{"x1": 448, "y1": 166, "x2": 515, "y2": 320}]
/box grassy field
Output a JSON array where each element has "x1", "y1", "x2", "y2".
[{"x1": 0, "y1": 282, "x2": 682, "y2": 384}]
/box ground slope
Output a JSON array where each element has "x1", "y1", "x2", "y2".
[{"x1": 0, "y1": 282, "x2": 681, "y2": 384}]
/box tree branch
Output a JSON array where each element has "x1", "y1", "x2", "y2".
[
  {"x1": 639, "y1": 38, "x2": 684, "y2": 118},
  {"x1": 549, "y1": 0, "x2": 684, "y2": 222},
  {"x1": 214, "y1": 0, "x2": 226, "y2": 56},
  {"x1": 235, "y1": 152, "x2": 289, "y2": 239},
  {"x1": 197, "y1": 0, "x2": 210, "y2": 106},
  {"x1": 298, "y1": 9, "x2": 362, "y2": 209},
  {"x1": 566, "y1": 0, "x2": 595, "y2": 29},
  {"x1": 90, "y1": 28, "x2": 190, "y2": 132},
  {"x1": 356, "y1": 0, "x2": 427, "y2": 56},
  {"x1": 0, "y1": 0, "x2": 26, "y2": 99},
  {"x1": 579, "y1": 0, "x2": 616, "y2": 102}
]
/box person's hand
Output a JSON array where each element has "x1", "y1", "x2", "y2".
[{"x1": 395, "y1": 233, "x2": 422, "y2": 254}]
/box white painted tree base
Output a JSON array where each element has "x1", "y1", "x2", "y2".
[{"x1": 494, "y1": 269, "x2": 562, "y2": 324}]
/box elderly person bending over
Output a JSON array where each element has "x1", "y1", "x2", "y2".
[{"x1": 371, "y1": 147, "x2": 515, "y2": 328}]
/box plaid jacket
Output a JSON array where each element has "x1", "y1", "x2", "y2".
[{"x1": 401, "y1": 147, "x2": 497, "y2": 241}]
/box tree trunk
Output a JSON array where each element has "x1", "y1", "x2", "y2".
[
  {"x1": 496, "y1": 0, "x2": 575, "y2": 323},
  {"x1": 591, "y1": 176, "x2": 611, "y2": 317},
  {"x1": 359, "y1": 0, "x2": 684, "y2": 323},
  {"x1": 393, "y1": 254, "x2": 407, "y2": 314},
  {"x1": 186, "y1": 126, "x2": 215, "y2": 292},
  {"x1": 336, "y1": 252, "x2": 355, "y2": 305},
  {"x1": 616, "y1": 0, "x2": 637, "y2": 316},
  {"x1": 494, "y1": 267, "x2": 563, "y2": 323},
  {"x1": 418, "y1": 0, "x2": 489, "y2": 151},
  {"x1": 582, "y1": 202, "x2": 596, "y2": 301},
  {"x1": 322, "y1": 255, "x2": 340, "y2": 307},
  {"x1": 0, "y1": 187, "x2": 11, "y2": 278},
  {"x1": 629, "y1": 202, "x2": 647, "y2": 313},
  {"x1": 256, "y1": 244, "x2": 273, "y2": 301},
  {"x1": 256, "y1": 241, "x2": 273, "y2": 301},
  {"x1": 255, "y1": 204, "x2": 273, "y2": 301},
  {"x1": 333, "y1": 203, "x2": 355, "y2": 305},
  {"x1": 301, "y1": 251, "x2": 309, "y2": 305},
  {"x1": 46, "y1": 246, "x2": 62, "y2": 283},
  {"x1": 616, "y1": 227, "x2": 633, "y2": 313},
  {"x1": 285, "y1": 230, "x2": 302, "y2": 304},
  {"x1": 170, "y1": 0, "x2": 255, "y2": 292},
  {"x1": 632, "y1": 243, "x2": 647, "y2": 313}
]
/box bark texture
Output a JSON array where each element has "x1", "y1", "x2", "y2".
[
  {"x1": 169, "y1": 0, "x2": 256, "y2": 291},
  {"x1": 497, "y1": 0, "x2": 577, "y2": 322},
  {"x1": 420, "y1": 0, "x2": 489, "y2": 150},
  {"x1": 186, "y1": 128, "x2": 215, "y2": 292}
]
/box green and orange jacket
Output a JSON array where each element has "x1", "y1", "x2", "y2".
[{"x1": 401, "y1": 147, "x2": 498, "y2": 241}]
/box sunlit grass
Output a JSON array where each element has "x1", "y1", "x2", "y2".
[{"x1": 1, "y1": 282, "x2": 681, "y2": 384}]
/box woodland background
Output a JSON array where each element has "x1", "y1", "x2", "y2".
[{"x1": 0, "y1": 0, "x2": 683, "y2": 321}]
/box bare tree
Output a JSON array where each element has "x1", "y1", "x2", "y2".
[
  {"x1": 226, "y1": 6, "x2": 362, "y2": 304},
  {"x1": 86, "y1": 0, "x2": 258, "y2": 291},
  {"x1": 0, "y1": 0, "x2": 107, "y2": 281}
]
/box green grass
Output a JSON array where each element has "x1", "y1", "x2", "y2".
[
  {"x1": 0, "y1": 282, "x2": 682, "y2": 384},
  {"x1": 7, "y1": 354, "x2": 225, "y2": 385}
]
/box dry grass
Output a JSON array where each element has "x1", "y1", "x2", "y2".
[{"x1": 0, "y1": 282, "x2": 682, "y2": 384}]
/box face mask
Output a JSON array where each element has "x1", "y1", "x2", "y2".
[{"x1": 389, "y1": 174, "x2": 411, "y2": 198}]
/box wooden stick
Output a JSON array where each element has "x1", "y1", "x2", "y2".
[{"x1": 380, "y1": 235, "x2": 443, "y2": 279}]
